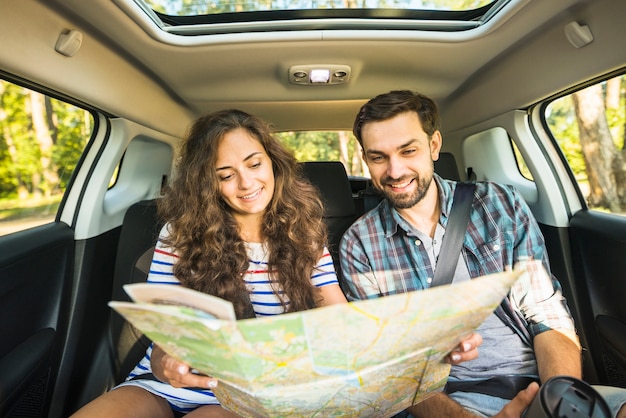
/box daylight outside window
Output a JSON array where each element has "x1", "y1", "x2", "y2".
[
  {"x1": 276, "y1": 130, "x2": 370, "y2": 178},
  {"x1": 0, "y1": 80, "x2": 93, "y2": 236},
  {"x1": 143, "y1": 0, "x2": 495, "y2": 16},
  {"x1": 545, "y1": 74, "x2": 626, "y2": 215}
]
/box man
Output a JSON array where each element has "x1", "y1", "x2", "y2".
[{"x1": 339, "y1": 90, "x2": 626, "y2": 417}]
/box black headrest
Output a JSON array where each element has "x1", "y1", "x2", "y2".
[
  {"x1": 301, "y1": 161, "x2": 355, "y2": 218},
  {"x1": 435, "y1": 152, "x2": 461, "y2": 181}
]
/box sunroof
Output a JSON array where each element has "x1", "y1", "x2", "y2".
[
  {"x1": 133, "y1": 0, "x2": 505, "y2": 35},
  {"x1": 143, "y1": 0, "x2": 494, "y2": 16}
]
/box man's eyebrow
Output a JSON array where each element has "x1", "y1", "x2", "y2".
[
  {"x1": 216, "y1": 151, "x2": 262, "y2": 171},
  {"x1": 365, "y1": 138, "x2": 419, "y2": 155}
]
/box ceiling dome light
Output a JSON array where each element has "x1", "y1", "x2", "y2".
[{"x1": 289, "y1": 64, "x2": 351, "y2": 85}]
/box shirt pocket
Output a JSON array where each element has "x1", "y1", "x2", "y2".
[{"x1": 465, "y1": 234, "x2": 510, "y2": 277}]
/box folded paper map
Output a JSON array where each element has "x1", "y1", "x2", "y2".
[{"x1": 109, "y1": 270, "x2": 522, "y2": 417}]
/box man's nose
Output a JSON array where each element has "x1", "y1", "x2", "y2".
[{"x1": 386, "y1": 156, "x2": 405, "y2": 180}]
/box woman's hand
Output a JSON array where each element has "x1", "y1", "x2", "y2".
[
  {"x1": 151, "y1": 345, "x2": 217, "y2": 389},
  {"x1": 445, "y1": 332, "x2": 483, "y2": 364},
  {"x1": 160, "y1": 353, "x2": 217, "y2": 388}
]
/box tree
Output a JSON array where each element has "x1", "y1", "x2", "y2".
[
  {"x1": 572, "y1": 77, "x2": 626, "y2": 212},
  {"x1": 28, "y1": 91, "x2": 60, "y2": 197}
]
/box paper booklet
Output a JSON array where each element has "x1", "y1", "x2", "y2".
[{"x1": 109, "y1": 269, "x2": 523, "y2": 418}]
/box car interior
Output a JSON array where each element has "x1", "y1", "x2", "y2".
[{"x1": 1, "y1": 0, "x2": 625, "y2": 416}]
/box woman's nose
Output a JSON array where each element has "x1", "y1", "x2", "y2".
[{"x1": 238, "y1": 170, "x2": 253, "y2": 189}]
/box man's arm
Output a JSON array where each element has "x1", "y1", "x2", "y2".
[{"x1": 533, "y1": 329, "x2": 582, "y2": 382}]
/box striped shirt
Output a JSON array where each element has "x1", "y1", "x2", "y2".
[{"x1": 119, "y1": 224, "x2": 338, "y2": 413}]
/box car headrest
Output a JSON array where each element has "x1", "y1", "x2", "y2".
[{"x1": 301, "y1": 161, "x2": 355, "y2": 218}]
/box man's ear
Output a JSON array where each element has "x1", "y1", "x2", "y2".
[{"x1": 430, "y1": 131, "x2": 443, "y2": 161}]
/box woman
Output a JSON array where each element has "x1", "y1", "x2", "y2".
[{"x1": 72, "y1": 109, "x2": 346, "y2": 417}]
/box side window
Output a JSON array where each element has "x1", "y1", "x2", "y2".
[
  {"x1": 545, "y1": 74, "x2": 626, "y2": 215},
  {"x1": 0, "y1": 79, "x2": 93, "y2": 236}
]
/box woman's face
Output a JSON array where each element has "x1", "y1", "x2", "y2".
[{"x1": 215, "y1": 128, "x2": 275, "y2": 223}]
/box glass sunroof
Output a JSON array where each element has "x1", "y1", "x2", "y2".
[
  {"x1": 133, "y1": 0, "x2": 505, "y2": 35},
  {"x1": 143, "y1": 0, "x2": 494, "y2": 16}
]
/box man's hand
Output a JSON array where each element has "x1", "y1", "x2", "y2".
[
  {"x1": 494, "y1": 382, "x2": 539, "y2": 418},
  {"x1": 408, "y1": 382, "x2": 539, "y2": 418},
  {"x1": 445, "y1": 333, "x2": 483, "y2": 364}
]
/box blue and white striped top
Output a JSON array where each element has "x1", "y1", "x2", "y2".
[{"x1": 117, "y1": 224, "x2": 339, "y2": 413}]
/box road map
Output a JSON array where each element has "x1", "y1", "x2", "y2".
[{"x1": 110, "y1": 270, "x2": 522, "y2": 417}]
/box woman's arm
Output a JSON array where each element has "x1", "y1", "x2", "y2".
[{"x1": 317, "y1": 283, "x2": 348, "y2": 306}]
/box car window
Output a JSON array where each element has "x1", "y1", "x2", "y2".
[
  {"x1": 277, "y1": 130, "x2": 369, "y2": 177},
  {"x1": 545, "y1": 74, "x2": 626, "y2": 215},
  {"x1": 0, "y1": 79, "x2": 94, "y2": 236}
]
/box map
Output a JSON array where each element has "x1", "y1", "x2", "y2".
[{"x1": 110, "y1": 270, "x2": 522, "y2": 417}]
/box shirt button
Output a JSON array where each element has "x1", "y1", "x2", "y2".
[
  {"x1": 493, "y1": 244, "x2": 500, "y2": 251},
  {"x1": 415, "y1": 240, "x2": 421, "y2": 246},
  {"x1": 427, "y1": 277, "x2": 433, "y2": 284}
]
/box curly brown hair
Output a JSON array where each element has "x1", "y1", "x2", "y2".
[{"x1": 158, "y1": 109, "x2": 328, "y2": 319}]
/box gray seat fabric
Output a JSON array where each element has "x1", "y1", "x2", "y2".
[
  {"x1": 301, "y1": 161, "x2": 358, "y2": 285},
  {"x1": 109, "y1": 199, "x2": 163, "y2": 382},
  {"x1": 434, "y1": 152, "x2": 461, "y2": 181}
]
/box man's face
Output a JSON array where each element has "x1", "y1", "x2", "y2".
[{"x1": 361, "y1": 111, "x2": 441, "y2": 209}]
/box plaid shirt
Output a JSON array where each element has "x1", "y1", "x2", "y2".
[{"x1": 339, "y1": 175, "x2": 576, "y2": 338}]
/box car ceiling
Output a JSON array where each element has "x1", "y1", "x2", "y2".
[{"x1": 2, "y1": 0, "x2": 624, "y2": 139}]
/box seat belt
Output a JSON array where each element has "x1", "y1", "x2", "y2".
[
  {"x1": 433, "y1": 182, "x2": 538, "y2": 400},
  {"x1": 430, "y1": 182, "x2": 532, "y2": 347},
  {"x1": 431, "y1": 182, "x2": 475, "y2": 287}
]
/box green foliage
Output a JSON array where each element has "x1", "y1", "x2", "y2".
[
  {"x1": 546, "y1": 95, "x2": 587, "y2": 179},
  {"x1": 0, "y1": 82, "x2": 38, "y2": 194},
  {"x1": 275, "y1": 131, "x2": 341, "y2": 162},
  {"x1": 50, "y1": 99, "x2": 89, "y2": 192},
  {"x1": 545, "y1": 74, "x2": 626, "y2": 213},
  {"x1": 0, "y1": 79, "x2": 92, "y2": 227}
]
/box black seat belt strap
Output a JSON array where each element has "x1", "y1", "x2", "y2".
[{"x1": 431, "y1": 182, "x2": 476, "y2": 288}]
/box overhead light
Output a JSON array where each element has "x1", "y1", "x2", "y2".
[
  {"x1": 289, "y1": 64, "x2": 351, "y2": 85},
  {"x1": 310, "y1": 69, "x2": 330, "y2": 83}
]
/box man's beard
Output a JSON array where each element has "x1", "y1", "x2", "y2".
[{"x1": 379, "y1": 172, "x2": 433, "y2": 209}]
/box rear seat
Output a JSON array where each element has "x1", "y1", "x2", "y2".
[
  {"x1": 301, "y1": 161, "x2": 358, "y2": 279},
  {"x1": 109, "y1": 199, "x2": 163, "y2": 383}
]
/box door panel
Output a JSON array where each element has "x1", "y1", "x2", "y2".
[
  {"x1": 0, "y1": 222, "x2": 74, "y2": 417},
  {"x1": 569, "y1": 210, "x2": 626, "y2": 386}
]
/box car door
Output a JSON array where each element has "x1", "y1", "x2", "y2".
[
  {"x1": 0, "y1": 79, "x2": 93, "y2": 417},
  {"x1": 0, "y1": 223, "x2": 75, "y2": 417},
  {"x1": 538, "y1": 73, "x2": 626, "y2": 387}
]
